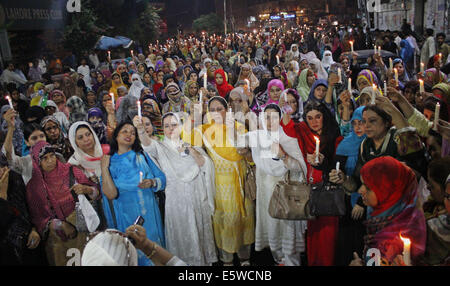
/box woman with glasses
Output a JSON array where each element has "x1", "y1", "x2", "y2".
[
  {"x1": 132, "y1": 113, "x2": 217, "y2": 266},
  {"x1": 182, "y1": 96, "x2": 255, "y2": 266},
  {"x1": 40, "y1": 116, "x2": 74, "y2": 161},
  {"x1": 100, "y1": 121, "x2": 166, "y2": 266}
]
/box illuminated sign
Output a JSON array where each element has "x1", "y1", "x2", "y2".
[
  {"x1": 270, "y1": 15, "x2": 281, "y2": 20},
  {"x1": 284, "y1": 14, "x2": 296, "y2": 19}
]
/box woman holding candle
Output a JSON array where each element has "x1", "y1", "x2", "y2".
[
  {"x1": 181, "y1": 96, "x2": 255, "y2": 266},
  {"x1": 100, "y1": 121, "x2": 166, "y2": 266},
  {"x1": 348, "y1": 156, "x2": 427, "y2": 266},
  {"x1": 40, "y1": 116, "x2": 74, "y2": 161},
  {"x1": 356, "y1": 69, "x2": 380, "y2": 92},
  {"x1": 278, "y1": 88, "x2": 304, "y2": 124},
  {"x1": 109, "y1": 72, "x2": 128, "y2": 101},
  {"x1": 281, "y1": 101, "x2": 343, "y2": 266},
  {"x1": 132, "y1": 113, "x2": 217, "y2": 266},
  {"x1": 237, "y1": 63, "x2": 260, "y2": 92}
]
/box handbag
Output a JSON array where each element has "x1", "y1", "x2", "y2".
[
  {"x1": 310, "y1": 181, "x2": 346, "y2": 217},
  {"x1": 69, "y1": 166, "x2": 100, "y2": 233},
  {"x1": 244, "y1": 161, "x2": 257, "y2": 201},
  {"x1": 268, "y1": 169, "x2": 315, "y2": 220}
]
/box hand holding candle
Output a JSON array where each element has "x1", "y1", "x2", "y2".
[{"x1": 400, "y1": 234, "x2": 411, "y2": 266}]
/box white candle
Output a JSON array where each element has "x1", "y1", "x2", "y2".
[
  {"x1": 199, "y1": 90, "x2": 203, "y2": 104},
  {"x1": 276, "y1": 55, "x2": 280, "y2": 65},
  {"x1": 389, "y1": 58, "x2": 393, "y2": 70},
  {"x1": 374, "y1": 45, "x2": 376, "y2": 55},
  {"x1": 137, "y1": 100, "x2": 142, "y2": 118},
  {"x1": 314, "y1": 136, "x2": 320, "y2": 163},
  {"x1": 400, "y1": 234, "x2": 411, "y2": 266},
  {"x1": 378, "y1": 46, "x2": 381, "y2": 55},
  {"x1": 139, "y1": 171, "x2": 143, "y2": 183},
  {"x1": 350, "y1": 41, "x2": 354, "y2": 53},
  {"x1": 6, "y1": 96, "x2": 13, "y2": 109},
  {"x1": 336, "y1": 161, "x2": 340, "y2": 172},
  {"x1": 203, "y1": 73, "x2": 207, "y2": 89},
  {"x1": 420, "y1": 62, "x2": 424, "y2": 74},
  {"x1": 394, "y1": 68, "x2": 398, "y2": 86},
  {"x1": 131, "y1": 50, "x2": 134, "y2": 58},
  {"x1": 110, "y1": 93, "x2": 115, "y2": 109},
  {"x1": 348, "y1": 78, "x2": 352, "y2": 93},
  {"x1": 419, "y1": 79, "x2": 424, "y2": 94},
  {"x1": 384, "y1": 81, "x2": 387, "y2": 96},
  {"x1": 371, "y1": 84, "x2": 377, "y2": 105},
  {"x1": 337, "y1": 68, "x2": 342, "y2": 83},
  {"x1": 108, "y1": 50, "x2": 111, "y2": 59},
  {"x1": 434, "y1": 103, "x2": 440, "y2": 131}
]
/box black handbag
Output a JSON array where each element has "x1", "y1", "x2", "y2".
[{"x1": 310, "y1": 181, "x2": 346, "y2": 217}]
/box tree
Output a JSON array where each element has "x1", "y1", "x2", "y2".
[
  {"x1": 131, "y1": 4, "x2": 162, "y2": 46},
  {"x1": 192, "y1": 13, "x2": 224, "y2": 34},
  {"x1": 63, "y1": 0, "x2": 106, "y2": 55}
]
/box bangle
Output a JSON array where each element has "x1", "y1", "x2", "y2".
[{"x1": 146, "y1": 242, "x2": 158, "y2": 259}]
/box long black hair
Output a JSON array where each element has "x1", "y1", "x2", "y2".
[
  {"x1": 109, "y1": 121, "x2": 143, "y2": 155},
  {"x1": 303, "y1": 101, "x2": 341, "y2": 160}
]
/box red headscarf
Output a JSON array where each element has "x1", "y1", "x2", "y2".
[
  {"x1": 360, "y1": 156, "x2": 426, "y2": 264},
  {"x1": 214, "y1": 69, "x2": 234, "y2": 98}
]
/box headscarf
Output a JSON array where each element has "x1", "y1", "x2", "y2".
[
  {"x1": 109, "y1": 72, "x2": 127, "y2": 100},
  {"x1": 183, "y1": 79, "x2": 199, "y2": 101},
  {"x1": 238, "y1": 63, "x2": 260, "y2": 92},
  {"x1": 25, "y1": 141, "x2": 94, "y2": 235},
  {"x1": 287, "y1": 60, "x2": 299, "y2": 88},
  {"x1": 321, "y1": 50, "x2": 336, "y2": 71},
  {"x1": 128, "y1": 73, "x2": 145, "y2": 100},
  {"x1": 336, "y1": 106, "x2": 366, "y2": 207},
  {"x1": 393, "y1": 58, "x2": 410, "y2": 84},
  {"x1": 289, "y1": 44, "x2": 300, "y2": 59},
  {"x1": 357, "y1": 86, "x2": 382, "y2": 106},
  {"x1": 424, "y1": 68, "x2": 448, "y2": 87},
  {"x1": 66, "y1": 96, "x2": 87, "y2": 124},
  {"x1": 261, "y1": 79, "x2": 284, "y2": 110},
  {"x1": 357, "y1": 69, "x2": 380, "y2": 89},
  {"x1": 214, "y1": 69, "x2": 234, "y2": 98},
  {"x1": 283, "y1": 88, "x2": 303, "y2": 122},
  {"x1": 309, "y1": 58, "x2": 328, "y2": 80},
  {"x1": 360, "y1": 156, "x2": 426, "y2": 265},
  {"x1": 68, "y1": 121, "x2": 104, "y2": 177},
  {"x1": 307, "y1": 79, "x2": 328, "y2": 104},
  {"x1": 297, "y1": 68, "x2": 312, "y2": 102},
  {"x1": 87, "y1": 108, "x2": 107, "y2": 144}
]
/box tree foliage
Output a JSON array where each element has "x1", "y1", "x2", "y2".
[
  {"x1": 63, "y1": 0, "x2": 105, "y2": 55},
  {"x1": 192, "y1": 13, "x2": 223, "y2": 34},
  {"x1": 131, "y1": 4, "x2": 162, "y2": 46}
]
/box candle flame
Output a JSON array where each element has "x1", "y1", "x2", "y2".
[
  {"x1": 314, "y1": 136, "x2": 320, "y2": 143},
  {"x1": 399, "y1": 234, "x2": 411, "y2": 245}
]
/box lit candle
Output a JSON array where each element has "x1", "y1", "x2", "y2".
[
  {"x1": 6, "y1": 96, "x2": 13, "y2": 109},
  {"x1": 378, "y1": 46, "x2": 381, "y2": 55},
  {"x1": 434, "y1": 102, "x2": 440, "y2": 131},
  {"x1": 348, "y1": 78, "x2": 352, "y2": 93},
  {"x1": 131, "y1": 50, "x2": 134, "y2": 58},
  {"x1": 350, "y1": 41, "x2": 354, "y2": 53},
  {"x1": 439, "y1": 53, "x2": 442, "y2": 63},
  {"x1": 419, "y1": 79, "x2": 424, "y2": 94},
  {"x1": 394, "y1": 68, "x2": 398, "y2": 86},
  {"x1": 276, "y1": 55, "x2": 280, "y2": 65},
  {"x1": 400, "y1": 234, "x2": 411, "y2": 266},
  {"x1": 374, "y1": 45, "x2": 376, "y2": 55},
  {"x1": 110, "y1": 93, "x2": 115, "y2": 109},
  {"x1": 139, "y1": 171, "x2": 143, "y2": 184},
  {"x1": 203, "y1": 73, "x2": 207, "y2": 89},
  {"x1": 371, "y1": 84, "x2": 377, "y2": 105},
  {"x1": 384, "y1": 81, "x2": 387, "y2": 96},
  {"x1": 107, "y1": 50, "x2": 111, "y2": 59},
  {"x1": 336, "y1": 161, "x2": 340, "y2": 172},
  {"x1": 389, "y1": 58, "x2": 393, "y2": 70},
  {"x1": 314, "y1": 136, "x2": 320, "y2": 164},
  {"x1": 337, "y1": 68, "x2": 342, "y2": 83},
  {"x1": 420, "y1": 62, "x2": 424, "y2": 74},
  {"x1": 199, "y1": 90, "x2": 203, "y2": 104},
  {"x1": 137, "y1": 100, "x2": 142, "y2": 118}
]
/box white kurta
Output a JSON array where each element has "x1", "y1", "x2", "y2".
[
  {"x1": 143, "y1": 139, "x2": 217, "y2": 266},
  {"x1": 248, "y1": 129, "x2": 308, "y2": 260}
]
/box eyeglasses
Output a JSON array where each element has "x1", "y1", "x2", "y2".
[{"x1": 88, "y1": 229, "x2": 133, "y2": 266}]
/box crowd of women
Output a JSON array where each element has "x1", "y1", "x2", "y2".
[{"x1": 0, "y1": 24, "x2": 449, "y2": 266}]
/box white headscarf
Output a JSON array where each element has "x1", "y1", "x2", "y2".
[
  {"x1": 128, "y1": 73, "x2": 145, "y2": 99},
  {"x1": 309, "y1": 58, "x2": 328, "y2": 80},
  {"x1": 81, "y1": 230, "x2": 138, "y2": 266},
  {"x1": 321, "y1": 50, "x2": 335, "y2": 70},
  {"x1": 290, "y1": 44, "x2": 300, "y2": 59},
  {"x1": 68, "y1": 121, "x2": 104, "y2": 178}
]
